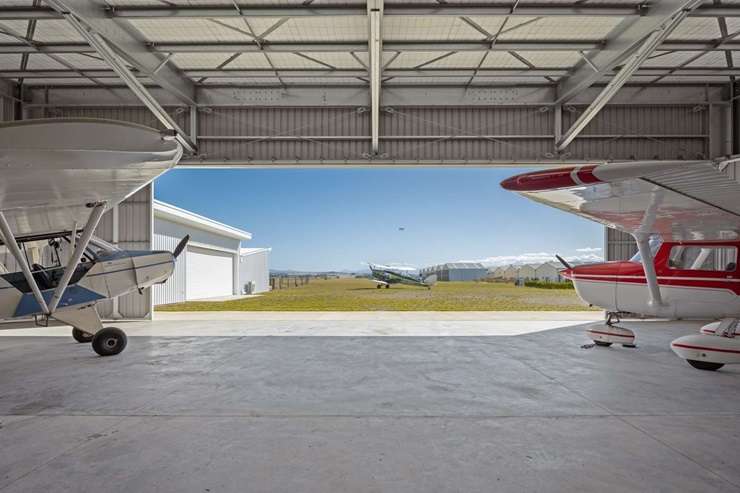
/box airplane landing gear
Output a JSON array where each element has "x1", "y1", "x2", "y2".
[
  {"x1": 671, "y1": 319, "x2": 739, "y2": 371},
  {"x1": 55, "y1": 306, "x2": 128, "y2": 356},
  {"x1": 91, "y1": 327, "x2": 128, "y2": 357},
  {"x1": 586, "y1": 312, "x2": 636, "y2": 347},
  {"x1": 377, "y1": 284, "x2": 382, "y2": 289},
  {"x1": 72, "y1": 327, "x2": 93, "y2": 343},
  {"x1": 385, "y1": 284, "x2": 390, "y2": 289}
]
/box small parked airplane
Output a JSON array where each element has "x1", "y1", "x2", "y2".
[
  {"x1": 369, "y1": 264, "x2": 437, "y2": 289},
  {"x1": 0, "y1": 119, "x2": 184, "y2": 356},
  {"x1": 501, "y1": 159, "x2": 740, "y2": 371}
]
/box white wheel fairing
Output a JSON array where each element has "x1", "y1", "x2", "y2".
[
  {"x1": 671, "y1": 333, "x2": 740, "y2": 365},
  {"x1": 585, "y1": 323, "x2": 635, "y2": 345}
]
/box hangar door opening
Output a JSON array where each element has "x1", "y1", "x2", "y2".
[{"x1": 187, "y1": 247, "x2": 234, "y2": 300}]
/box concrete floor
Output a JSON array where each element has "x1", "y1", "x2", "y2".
[{"x1": 1, "y1": 314, "x2": 739, "y2": 492}]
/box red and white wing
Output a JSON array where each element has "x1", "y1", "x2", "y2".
[
  {"x1": 0, "y1": 119, "x2": 182, "y2": 237},
  {"x1": 500, "y1": 160, "x2": 740, "y2": 240}
]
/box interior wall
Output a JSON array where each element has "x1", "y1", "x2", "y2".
[
  {"x1": 95, "y1": 185, "x2": 153, "y2": 320},
  {"x1": 0, "y1": 80, "x2": 15, "y2": 122},
  {"x1": 23, "y1": 84, "x2": 730, "y2": 165}
]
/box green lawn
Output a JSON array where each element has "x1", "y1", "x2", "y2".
[{"x1": 157, "y1": 278, "x2": 596, "y2": 311}]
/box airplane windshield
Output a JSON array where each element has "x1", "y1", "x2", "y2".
[
  {"x1": 629, "y1": 237, "x2": 662, "y2": 263},
  {"x1": 86, "y1": 236, "x2": 122, "y2": 259}
]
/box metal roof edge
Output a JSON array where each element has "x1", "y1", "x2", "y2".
[
  {"x1": 154, "y1": 199, "x2": 253, "y2": 241},
  {"x1": 240, "y1": 247, "x2": 272, "y2": 256}
]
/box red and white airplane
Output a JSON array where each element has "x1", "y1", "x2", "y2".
[{"x1": 501, "y1": 160, "x2": 740, "y2": 371}]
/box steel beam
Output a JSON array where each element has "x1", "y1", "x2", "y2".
[
  {"x1": 556, "y1": 0, "x2": 704, "y2": 104},
  {"x1": 557, "y1": 0, "x2": 702, "y2": 150},
  {"x1": 10, "y1": 67, "x2": 740, "y2": 79},
  {"x1": 0, "y1": 211, "x2": 50, "y2": 315},
  {"x1": 6, "y1": 3, "x2": 740, "y2": 19},
  {"x1": 634, "y1": 233, "x2": 663, "y2": 306},
  {"x1": 177, "y1": 159, "x2": 599, "y2": 168},
  {"x1": 10, "y1": 40, "x2": 740, "y2": 55},
  {"x1": 43, "y1": 0, "x2": 195, "y2": 105},
  {"x1": 107, "y1": 5, "x2": 644, "y2": 18},
  {"x1": 368, "y1": 0, "x2": 383, "y2": 154},
  {"x1": 47, "y1": 202, "x2": 106, "y2": 314},
  {"x1": 7, "y1": 2, "x2": 740, "y2": 20},
  {"x1": 50, "y1": 11, "x2": 195, "y2": 153}
]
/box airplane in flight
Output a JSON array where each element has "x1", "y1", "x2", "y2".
[
  {"x1": 501, "y1": 159, "x2": 740, "y2": 371},
  {"x1": 369, "y1": 264, "x2": 437, "y2": 289},
  {"x1": 0, "y1": 118, "x2": 185, "y2": 356}
]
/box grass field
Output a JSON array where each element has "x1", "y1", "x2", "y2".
[{"x1": 157, "y1": 278, "x2": 596, "y2": 311}]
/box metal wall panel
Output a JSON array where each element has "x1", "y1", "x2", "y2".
[
  {"x1": 152, "y1": 218, "x2": 187, "y2": 305},
  {"x1": 27, "y1": 105, "x2": 189, "y2": 132},
  {"x1": 605, "y1": 227, "x2": 637, "y2": 262},
  {"x1": 239, "y1": 250, "x2": 270, "y2": 294},
  {"x1": 198, "y1": 106, "x2": 368, "y2": 161},
  {"x1": 562, "y1": 105, "x2": 709, "y2": 160},
  {"x1": 95, "y1": 185, "x2": 153, "y2": 320},
  {"x1": 152, "y1": 216, "x2": 241, "y2": 305},
  {"x1": 24, "y1": 102, "x2": 717, "y2": 163},
  {"x1": 0, "y1": 80, "x2": 14, "y2": 121}
]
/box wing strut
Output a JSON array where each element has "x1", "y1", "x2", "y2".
[
  {"x1": 633, "y1": 233, "x2": 663, "y2": 307},
  {"x1": 48, "y1": 202, "x2": 106, "y2": 314},
  {"x1": 0, "y1": 212, "x2": 50, "y2": 315}
]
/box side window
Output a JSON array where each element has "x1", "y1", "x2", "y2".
[{"x1": 668, "y1": 246, "x2": 737, "y2": 272}]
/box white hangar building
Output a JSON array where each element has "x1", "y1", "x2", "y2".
[
  {"x1": 152, "y1": 200, "x2": 254, "y2": 305},
  {"x1": 239, "y1": 247, "x2": 272, "y2": 295}
]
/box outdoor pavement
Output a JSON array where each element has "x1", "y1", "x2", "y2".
[{"x1": 0, "y1": 312, "x2": 738, "y2": 492}]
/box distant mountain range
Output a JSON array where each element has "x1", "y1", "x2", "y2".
[{"x1": 271, "y1": 269, "x2": 364, "y2": 276}]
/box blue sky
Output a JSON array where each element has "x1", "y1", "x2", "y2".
[{"x1": 154, "y1": 168, "x2": 603, "y2": 272}]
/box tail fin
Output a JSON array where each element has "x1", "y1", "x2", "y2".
[{"x1": 423, "y1": 274, "x2": 437, "y2": 286}]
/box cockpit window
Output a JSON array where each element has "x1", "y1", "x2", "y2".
[
  {"x1": 668, "y1": 246, "x2": 737, "y2": 272},
  {"x1": 629, "y1": 237, "x2": 662, "y2": 263},
  {"x1": 85, "y1": 236, "x2": 121, "y2": 260}
]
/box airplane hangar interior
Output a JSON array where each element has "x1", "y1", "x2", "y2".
[{"x1": 1, "y1": 0, "x2": 740, "y2": 491}]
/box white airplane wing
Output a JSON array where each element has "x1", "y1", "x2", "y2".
[
  {"x1": 500, "y1": 160, "x2": 740, "y2": 240},
  {"x1": 0, "y1": 118, "x2": 183, "y2": 237}
]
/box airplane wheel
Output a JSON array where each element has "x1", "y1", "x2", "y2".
[
  {"x1": 687, "y1": 359, "x2": 724, "y2": 371},
  {"x1": 376, "y1": 285, "x2": 381, "y2": 289},
  {"x1": 385, "y1": 285, "x2": 390, "y2": 289},
  {"x1": 92, "y1": 327, "x2": 127, "y2": 356},
  {"x1": 594, "y1": 341, "x2": 612, "y2": 347},
  {"x1": 72, "y1": 327, "x2": 93, "y2": 343}
]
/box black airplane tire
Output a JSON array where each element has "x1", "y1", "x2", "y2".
[
  {"x1": 687, "y1": 359, "x2": 724, "y2": 371},
  {"x1": 72, "y1": 327, "x2": 93, "y2": 343},
  {"x1": 594, "y1": 341, "x2": 613, "y2": 347},
  {"x1": 385, "y1": 284, "x2": 390, "y2": 289},
  {"x1": 92, "y1": 328, "x2": 127, "y2": 356},
  {"x1": 376, "y1": 284, "x2": 381, "y2": 289}
]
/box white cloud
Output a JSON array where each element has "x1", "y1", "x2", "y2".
[
  {"x1": 576, "y1": 247, "x2": 602, "y2": 253},
  {"x1": 459, "y1": 251, "x2": 603, "y2": 267}
]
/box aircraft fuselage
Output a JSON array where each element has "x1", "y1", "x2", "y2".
[
  {"x1": 0, "y1": 250, "x2": 175, "y2": 319},
  {"x1": 562, "y1": 240, "x2": 740, "y2": 319}
]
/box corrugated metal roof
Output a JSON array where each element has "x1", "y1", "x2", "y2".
[
  {"x1": 0, "y1": 1, "x2": 737, "y2": 90},
  {"x1": 431, "y1": 262, "x2": 487, "y2": 269}
]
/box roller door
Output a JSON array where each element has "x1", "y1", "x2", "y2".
[{"x1": 186, "y1": 246, "x2": 234, "y2": 300}]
